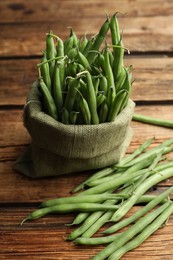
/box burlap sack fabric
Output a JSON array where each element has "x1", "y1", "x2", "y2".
[{"x1": 14, "y1": 81, "x2": 135, "y2": 178}]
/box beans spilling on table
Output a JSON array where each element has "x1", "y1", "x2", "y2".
[
  {"x1": 22, "y1": 137, "x2": 173, "y2": 259},
  {"x1": 37, "y1": 14, "x2": 132, "y2": 124}
]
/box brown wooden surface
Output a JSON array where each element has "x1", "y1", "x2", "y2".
[{"x1": 0, "y1": 0, "x2": 173, "y2": 259}]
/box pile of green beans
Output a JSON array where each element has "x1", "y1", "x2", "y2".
[
  {"x1": 37, "y1": 14, "x2": 132, "y2": 124},
  {"x1": 22, "y1": 137, "x2": 173, "y2": 259}
]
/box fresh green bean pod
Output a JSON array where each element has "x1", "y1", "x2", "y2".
[
  {"x1": 112, "y1": 39, "x2": 124, "y2": 82},
  {"x1": 108, "y1": 89, "x2": 127, "y2": 122},
  {"x1": 133, "y1": 113, "x2": 173, "y2": 128},
  {"x1": 108, "y1": 202, "x2": 173, "y2": 260},
  {"x1": 92, "y1": 202, "x2": 170, "y2": 260},
  {"x1": 23, "y1": 203, "x2": 120, "y2": 224},
  {"x1": 79, "y1": 34, "x2": 88, "y2": 53},
  {"x1": 104, "y1": 49, "x2": 115, "y2": 94},
  {"x1": 87, "y1": 17, "x2": 110, "y2": 63},
  {"x1": 99, "y1": 76, "x2": 108, "y2": 93},
  {"x1": 69, "y1": 111, "x2": 79, "y2": 125},
  {"x1": 39, "y1": 78, "x2": 58, "y2": 120},
  {"x1": 82, "y1": 36, "x2": 95, "y2": 56},
  {"x1": 71, "y1": 29, "x2": 79, "y2": 47},
  {"x1": 97, "y1": 93, "x2": 106, "y2": 108},
  {"x1": 64, "y1": 34, "x2": 74, "y2": 54},
  {"x1": 64, "y1": 77, "x2": 80, "y2": 112},
  {"x1": 56, "y1": 37, "x2": 64, "y2": 57},
  {"x1": 66, "y1": 61, "x2": 78, "y2": 77},
  {"x1": 75, "y1": 233, "x2": 121, "y2": 245},
  {"x1": 80, "y1": 97, "x2": 91, "y2": 125},
  {"x1": 53, "y1": 64, "x2": 63, "y2": 114},
  {"x1": 78, "y1": 51, "x2": 91, "y2": 70},
  {"x1": 46, "y1": 32, "x2": 56, "y2": 79},
  {"x1": 110, "y1": 13, "x2": 121, "y2": 48},
  {"x1": 66, "y1": 47, "x2": 78, "y2": 60},
  {"x1": 106, "y1": 86, "x2": 115, "y2": 111},
  {"x1": 61, "y1": 107, "x2": 70, "y2": 124},
  {"x1": 41, "y1": 194, "x2": 126, "y2": 208},
  {"x1": 86, "y1": 72, "x2": 99, "y2": 124},
  {"x1": 40, "y1": 52, "x2": 51, "y2": 91}
]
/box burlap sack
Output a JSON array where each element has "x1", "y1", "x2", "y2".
[{"x1": 14, "y1": 81, "x2": 135, "y2": 178}]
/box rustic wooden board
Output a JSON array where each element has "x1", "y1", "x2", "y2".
[
  {"x1": 0, "y1": 57, "x2": 173, "y2": 106},
  {"x1": 1, "y1": 15, "x2": 173, "y2": 57},
  {"x1": 1, "y1": 0, "x2": 173, "y2": 23},
  {"x1": 0, "y1": 206, "x2": 173, "y2": 259}
]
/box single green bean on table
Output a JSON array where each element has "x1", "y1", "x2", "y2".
[
  {"x1": 133, "y1": 113, "x2": 173, "y2": 128},
  {"x1": 108, "y1": 202, "x2": 173, "y2": 260}
]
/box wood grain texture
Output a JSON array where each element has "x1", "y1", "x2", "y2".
[
  {"x1": 0, "y1": 57, "x2": 173, "y2": 106},
  {"x1": 1, "y1": 0, "x2": 173, "y2": 23},
  {"x1": 1, "y1": 0, "x2": 173, "y2": 259},
  {"x1": 1, "y1": 15, "x2": 173, "y2": 57}
]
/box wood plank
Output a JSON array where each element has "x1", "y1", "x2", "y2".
[
  {"x1": 1, "y1": 16, "x2": 173, "y2": 57},
  {"x1": 0, "y1": 0, "x2": 173, "y2": 23},
  {"x1": 0, "y1": 207, "x2": 173, "y2": 259},
  {"x1": 0, "y1": 57, "x2": 173, "y2": 106}
]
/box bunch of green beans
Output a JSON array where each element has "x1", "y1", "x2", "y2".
[
  {"x1": 37, "y1": 14, "x2": 132, "y2": 124},
  {"x1": 22, "y1": 137, "x2": 173, "y2": 259}
]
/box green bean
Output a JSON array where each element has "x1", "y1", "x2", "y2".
[
  {"x1": 46, "y1": 32, "x2": 56, "y2": 79},
  {"x1": 97, "y1": 93, "x2": 106, "y2": 108},
  {"x1": 86, "y1": 72, "x2": 99, "y2": 124},
  {"x1": 79, "y1": 94, "x2": 91, "y2": 125},
  {"x1": 40, "y1": 52, "x2": 51, "y2": 92},
  {"x1": 112, "y1": 39, "x2": 124, "y2": 82},
  {"x1": 92, "y1": 77, "x2": 100, "y2": 94},
  {"x1": 133, "y1": 113, "x2": 173, "y2": 128},
  {"x1": 70, "y1": 28, "x2": 79, "y2": 47},
  {"x1": 61, "y1": 107, "x2": 70, "y2": 124},
  {"x1": 75, "y1": 233, "x2": 121, "y2": 245},
  {"x1": 108, "y1": 89, "x2": 127, "y2": 121},
  {"x1": 116, "y1": 67, "x2": 127, "y2": 91},
  {"x1": 85, "y1": 174, "x2": 122, "y2": 187},
  {"x1": 69, "y1": 111, "x2": 79, "y2": 125},
  {"x1": 66, "y1": 47, "x2": 78, "y2": 60},
  {"x1": 104, "y1": 186, "x2": 173, "y2": 234},
  {"x1": 23, "y1": 203, "x2": 120, "y2": 223},
  {"x1": 66, "y1": 61, "x2": 78, "y2": 77},
  {"x1": 87, "y1": 17, "x2": 110, "y2": 63},
  {"x1": 110, "y1": 13, "x2": 121, "y2": 48},
  {"x1": 39, "y1": 78, "x2": 58, "y2": 120},
  {"x1": 110, "y1": 167, "x2": 173, "y2": 222},
  {"x1": 82, "y1": 36, "x2": 95, "y2": 56},
  {"x1": 108, "y1": 202, "x2": 173, "y2": 260},
  {"x1": 79, "y1": 34, "x2": 88, "y2": 53},
  {"x1": 99, "y1": 101, "x2": 109, "y2": 123},
  {"x1": 119, "y1": 68, "x2": 132, "y2": 93},
  {"x1": 78, "y1": 51, "x2": 91, "y2": 70},
  {"x1": 56, "y1": 37, "x2": 64, "y2": 57},
  {"x1": 104, "y1": 49, "x2": 115, "y2": 93},
  {"x1": 53, "y1": 64, "x2": 63, "y2": 114},
  {"x1": 99, "y1": 76, "x2": 108, "y2": 93},
  {"x1": 92, "y1": 201, "x2": 170, "y2": 260},
  {"x1": 41, "y1": 194, "x2": 126, "y2": 208},
  {"x1": 64, "y1": 78, "x2": 80, "y2": 112},
  {"x1": 64, "y1": 30, "x2": 74, "y2": 54},
  {"x1": 66, "y1": 212, "x2": 90, "y2": 226},
  {"x1": 108, "y1": 49, "x2": 114, "y2": 67},
  {"x1": 106, "y1": 87, "x2": 115, "y2": 111}
]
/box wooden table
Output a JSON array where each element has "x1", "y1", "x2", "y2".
[{"x1": 1, "y1": 1, "x2": 173, "y2": 259}]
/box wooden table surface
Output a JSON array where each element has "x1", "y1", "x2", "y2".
[{"x1": 1, "y1": 1, "x2": 173, "y2": 259}]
